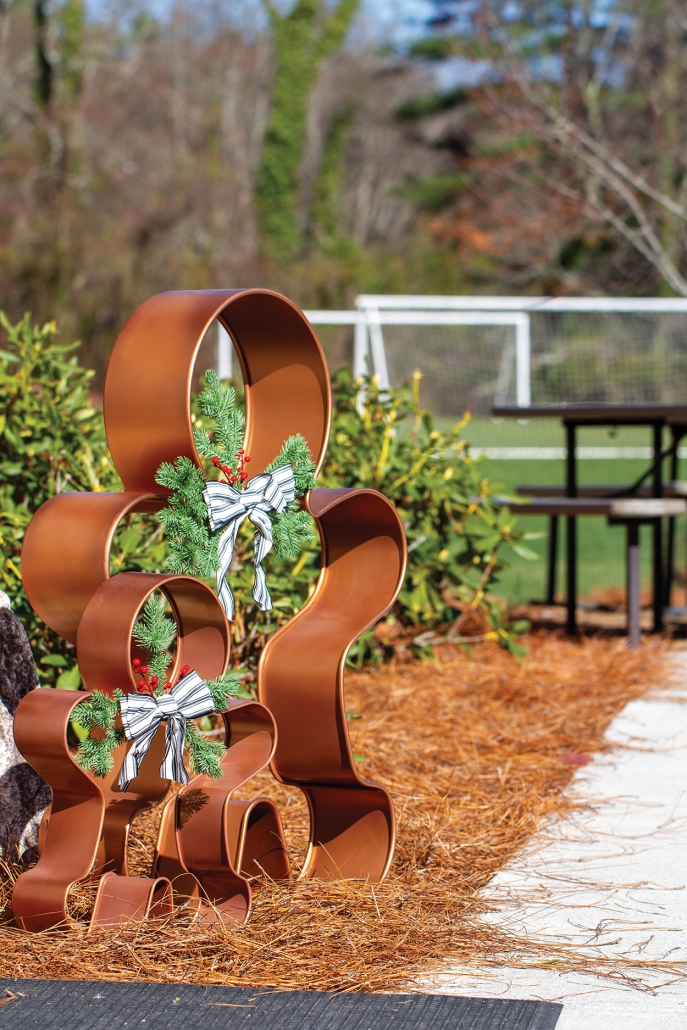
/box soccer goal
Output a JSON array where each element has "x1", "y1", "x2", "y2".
[
  {"x1": 214, "y1": 296, "x2": 687, "y2": 453},
  {"x1": 354, "y1": 295, "x2": 687, "y2": 409},
  {"x1": 214, "y1": 305, "x2": 530, "y2": 409}
]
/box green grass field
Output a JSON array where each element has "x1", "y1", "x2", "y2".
[{"x1": 454, "y1": 419, "x2": 684, "y2": 607}]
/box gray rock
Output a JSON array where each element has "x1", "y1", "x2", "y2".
[{"x1": 0, "y1": 593, "x2": 51, "y2": 858}]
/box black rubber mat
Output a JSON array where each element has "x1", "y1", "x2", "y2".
[{"x1": 0, "y1": 979, "x2": 561, "y2": 1030}]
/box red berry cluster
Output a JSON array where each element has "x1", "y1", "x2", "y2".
[
  {"x1": 132, "y1": 657, "x2": 190, "y2": 694},
  {"x1": 212, "y1": 449, "x2": 251, "y2": 486}
]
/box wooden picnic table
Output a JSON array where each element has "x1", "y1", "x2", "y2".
[{"x1": 492, "y1": 402, "x2": 687, "y2": 634}]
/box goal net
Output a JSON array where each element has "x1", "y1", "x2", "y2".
[
  {"x1": 529, "y1": 311, "x2": 687, "y2": 406},
  {"x1": 377, "y1": 322, "x2": 518, "y2": 417},
  {"x1": 216, "y1": 300, "x2": 687, "y2": 453},
  {"x1": 305, "y1": 300, "x2": 687, "y2": 452},
  {"x1": 367, "y1": 311, "x2": 687, "y2": 415}
]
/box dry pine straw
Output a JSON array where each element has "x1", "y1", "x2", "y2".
[{"x1": 0, "y1": 635, "x2": 678, "y2": 991}]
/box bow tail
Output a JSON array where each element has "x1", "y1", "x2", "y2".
[
  {"x1": 160, "y1": 715, "x2": 189, "y2": 786},
  {"x1": 217, "y1": 578, "x2": 235, "y2": 622},
  {"x1": 215, "y1": 519, "x2": 242, "y2": 620},
  {"x1": 119, "y1": 724, "x2": 159, "y2": 792},
  {"x1": 252, "y1": 562, "x2": 272, "y2": 611},
  {"x1": 250, "y1": 511, "x2": 274, "y2": 612}
]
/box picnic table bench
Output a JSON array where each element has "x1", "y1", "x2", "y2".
[
  {"x1": 515, "y1": 483, "x2": 687, "y2": 610},
  {"x1": 503, "y1": 497, "x2": 687, "y2": 645},
  {"x1": 493, "y1": 402, "x2": 687, "y2": 636}
]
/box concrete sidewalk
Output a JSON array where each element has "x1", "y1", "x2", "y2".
[{"x1": 431, "y1": 649, "x2": 687, "y2": 1029}]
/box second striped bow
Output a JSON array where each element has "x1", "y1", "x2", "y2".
[
  {"x1": 203, "y1": 464, "x2": 296, "y2": 620},
  {"x1": 118, "y1": 670, "x2": 214, "y2": 791}
]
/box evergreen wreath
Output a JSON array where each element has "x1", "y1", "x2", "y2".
[
  {"x1": 73, "y1": 594, "x2": 240, "y2": 781},
  {"x1": 155, "y1": 370, "x2": 317, "y2": 592}
]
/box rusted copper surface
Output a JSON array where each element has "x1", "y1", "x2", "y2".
[
  {"x1": 260, "y1": 488, "x2": 406, "y2": 881},
  {"x1": 154, "y1": 699, "x2": 289, "y2": 925},
  {"x1": 77, "y1": 572, "x2": 230, "y2": 695},
  {"x1": 14, "y1": 288, "x2": 407, "y2": 931},
  {"x1": 22, "y1": 492, "x2": 161, "y2": 644}
]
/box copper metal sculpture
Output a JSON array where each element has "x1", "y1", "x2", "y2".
[{"x1": 13, "y1": 289, "x2": 407, "y2": 930}]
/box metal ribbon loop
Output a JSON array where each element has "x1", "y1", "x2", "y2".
[
  {"x1": 118, "y1": 670, "x2": 214, "y2": 791},
  {"x1": 203, "y1": 464, "x2": 296, "y2": 620}
]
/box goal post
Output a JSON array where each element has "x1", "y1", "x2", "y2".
[
  {"x1": 305, "y1": 306, "x2": 533, "y2": 407},
  {"x1": 213, "y1": 297, "x2": 687, "y2": 454},
  {"x1": 304, "y1": 296, "x2": 687, "y2": 423}
]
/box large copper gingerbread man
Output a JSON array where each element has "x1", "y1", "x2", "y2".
[{"x1": 13, "y1": 289, "x2": 407, "y2": 931}]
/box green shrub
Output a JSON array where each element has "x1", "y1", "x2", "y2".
[
  {"x1": 0, "y1": 313, "x2": 120, "y2": 686},
  {"x1": 0, "y1": 313, "x2": 530, "y2": 686},
  {"x1": 320, "y1": 368, "x2": 531, "y2": 660}
]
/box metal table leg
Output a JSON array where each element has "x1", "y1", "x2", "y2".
[
  {"x1": 546, "y1": 515, "x2": 558, "y2": 604},
  {"x1": 665, "y1": 427, "x2": 679, "y2": 607},
  {"x1": 665, "y1": 424, "x2": 687, "y2": 609},
  {"x1": 652, "y1": 421, "x2": 663, "y2": 632},
  {"x1": 565, "y1": 421, "x2": 577, "y2": 635},
  {"x1": 627, "y1": 521, "x2": 641, "y2": 647}
]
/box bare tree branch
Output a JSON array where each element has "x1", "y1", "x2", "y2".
[
  {"x1": 549, "y1": 125, "x2": 687, "y2": 295},
  {"x1": 543, "y1": 105, "x2": 687, "y2": 223}
]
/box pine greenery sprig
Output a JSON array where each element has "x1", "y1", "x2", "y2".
[
  {"x1": 266, "y1": 433, "x2": 318, "y2": 560},
  {"x1": 72, "y1": 596, "x2": 241, "y2": 782},
  {"x1": 184, "y1": 672, "x2": 240, "y2": 777},
  {"x1": 72, "y1": 689, "x2": 126, "y2": 777},
  {"x1": 157, "y1": 369, "x2": 318, "y2": 584},
  {"x1": 184, "y1": 722, "x2": 226, "y2": 779},
  {"x1": 272, "y1": 507, "x2": 315, "y2": 560},
  {"x1": 207, "y1": 672, "x2": 240, "y2": 711},
  {"x1": 194, "y1": 369, "x2": 244, "y2": 465},
  {"x1": 155, "y1": 457, "x2": 219, "y2": 578},
  {"x1": 132, "y1": 595, "x2": 175, "y2": 685},
  {"x1": 72, "y1": 674, "x2": 241, "y2": 782},
  {"x1": 266, "y1": 434, "x2": 317, "y2": 495}
]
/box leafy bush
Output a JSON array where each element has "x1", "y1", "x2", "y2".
[
  {"x1": 320, "y1": 368, "x2": 531, "y2": 660},
  {"x1": 0, "y1": 313, "x2": 531, "y2": 687},
  {"x1": 0, "y1": 313, "x2": 120, "y2": 687}
]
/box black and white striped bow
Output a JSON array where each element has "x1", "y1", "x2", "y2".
[
  {"x1": 203, "y1": 464, "x2": 296, "y2": 620},
  {"x1": 118, "y1": 670, "x2": 214, "y2": 791}
]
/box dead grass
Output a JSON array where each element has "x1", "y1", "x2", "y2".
[{"x1": 0, "y1": 634, "x2": 679, "y2": 991}]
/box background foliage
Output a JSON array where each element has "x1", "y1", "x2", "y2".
[
  {"x1": 0, "y1": 312, "x2": 120, "y2": 688},
  {"x1": 256, "y1": 0, "x2": 360, "y2": 257},
  {"x1": 1, "y1": 0, "x2": 683, "y2": 383},
  {"x1": 0, "y1": 313, "x2": 529, "y2": 687},
  {"x1": 322, "y1": 368, "x2": 530, "y2": 659}
]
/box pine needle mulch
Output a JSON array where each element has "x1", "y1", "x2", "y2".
[{"x1": 0, "y1": 634, "x2": 680, "y2": 992}]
